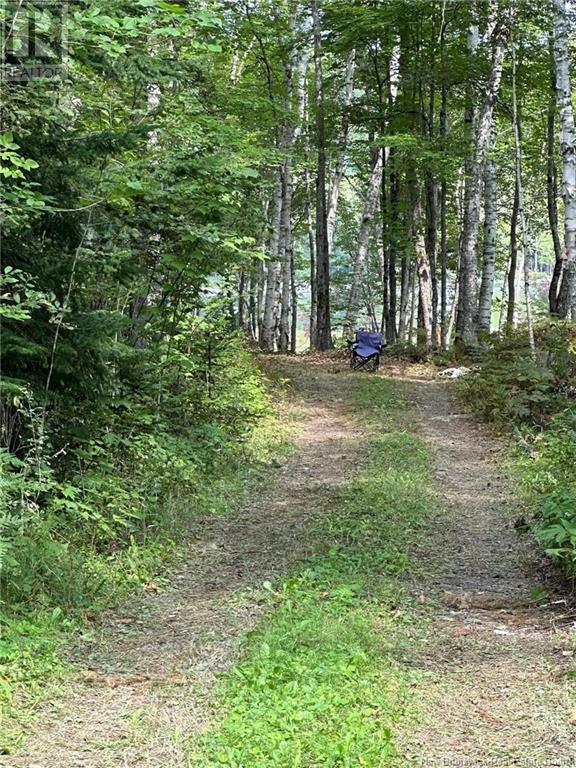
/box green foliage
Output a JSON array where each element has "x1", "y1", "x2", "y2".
[
  {"x1": 462, "y1": 325, "x2": 576, "y2": 577},
  {"x1": 533, "y1": 490, "x2": 576, "y2": 578},
  {"x1": 1, "y1": 328, "x2": 272, "y2": 611},
  {"x1": 460, "y1": 333, "x2": 559, "y2": 426},
  {"x1": 0, "y1": 609, "x2": 72, "y2": 754},
  {"x1": 0, "y1": 1, "x2": 283, "y2": 735},
  {"x1": 190, "y1": 377, "x2": 431, "y2": 767}
]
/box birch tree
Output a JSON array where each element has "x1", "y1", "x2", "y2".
[
  {"x1": 511, "y1": 36, "x2": 535, "y2": 354},
  {"x1": 553, "y1": 0, "x2": 576, "y2": 318},
  {"x1": 456, "y1": 14, "x2": 509, "y2": 345},
  {"x1": 477, "y1": 149, "x2": 498, "y2": 333},
  {"x1": 343, "y1": 149, "x2": 384, "y2": 337},
  {"x1": 326, "y1": 50, "x2": 356, "y2": 255}
]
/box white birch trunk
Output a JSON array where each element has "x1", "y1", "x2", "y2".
[
  {"x1": 343, "y1": 149, "x2": 384, "y2": 337},
  {"x1": 456, "y1": 18, "x2": 509, "y2": 345},
  {"x1": 326, "y1": 50, "x2": 355, "y2": 255},
  {"x1": 553, "y1": 0, "x2": 576, "y2": 318},
  {"x1": 261, "y1": 173, "x2": 283, "y2": 351},
  {"x1": 512, "y1": 40, "x2": 536, "y2": 354},
  {"x1": 477, "y1": 151, "x2": 498, "y2": 333},
  {"x1": 278, "y1": 160, "x2": 293, "y2": 352},
  {"x1": 417, "y1": 228, "x2": 434, "y2": 347}
]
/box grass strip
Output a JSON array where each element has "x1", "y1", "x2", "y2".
[{"x1": 190, "y1": 375, "x2": 434, "y2": 767}]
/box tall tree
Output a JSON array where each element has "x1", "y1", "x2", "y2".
[
  {"x1": 552, "y1": 0, "x2": 576, "y2": 318},
  {"x1": 477, "y1": 146, "x2": 498, "y2": 333},
  {"x1": 311, "y1": 0, "x2": 332, "y2": 349},
  {"x1": 456, "y1": 11, "x2": 510, "y2": 346}
]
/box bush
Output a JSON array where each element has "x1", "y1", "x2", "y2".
[
  {"x1": 533, "y1": 490, "x2": 576, "y2": 579},
  {"x1": 460, "y1": 332, "x2": 560, "y2": 426},
  {"x1": 0, "y1": 319, "x2": 273, "y2": 613},
  {"x1": 461, "y1": 324, "x2": 576, "y2": 578}
]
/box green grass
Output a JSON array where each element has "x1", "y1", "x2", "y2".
[
  {"x1": 189, "y1": 375, "x2": 434, "y2": 767},
  {"x1": 0, "y1": 609, "x2": 72, "y2": 753},
  {"x1": 0, "y1": 408, "x2": 293, "y2": 755}
]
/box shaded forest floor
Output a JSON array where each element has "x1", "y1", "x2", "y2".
[{"x1": 4, "y1": 356, "x2": 576, "y2": 767}]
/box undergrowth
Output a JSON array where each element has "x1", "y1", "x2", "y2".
[
  {"x1": 189, "y1": 375, "x2": 433, "y2": 767},
  {"x1": 0, "y1": 332, "x2": 292, "y2": 754},
  {"x1": 460, "y1": 323, "x2": 576, "y2": 579}
]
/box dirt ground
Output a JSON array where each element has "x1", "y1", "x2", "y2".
[
  {"x1": 5, "y1": 358, "x2": 576, "y2": 768},
  {"x1": 4, "y1": 361, "x2": 364, "y2": 768},
  {"x1": 399, "y1": 374, "x2": 576, "y2": 767}
]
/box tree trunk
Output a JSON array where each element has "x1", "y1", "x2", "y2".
[
  {"x1": 423, "y1": 67, "x2": 439, "y2": 346},
  {"x1": 261, "y1": 173, "x2": 283, "y2": 351},
  {"x1": 410, "y1": 171, "x2": 433, "y2": 349},
  {"x1": 446, "y1": 255, "x2": 460, "y2": 347},
  {"x1": 506, "y1": 177, "x2": 520, "y2": 327},
  {"x1": 256, "y1": 257, "x2": 265, "y2": 342},
  {"x1": 326, "y1": 49, "x2": 355, "y2": 255},
  {"x1": 278, "y1": 159, "x2": 293, "y2": 353},
  {"x1": 312, "y1": 0, "x2": 331, "y2": 349},
  {"x1": 305, "y1": 167, "x2": 317, "y2": 345},
  {"x1": 456, "y1": 18, "x2": 509, "y2": 346},
  {"x1": 290, "y1": 238, "x2": 297, "y2": 353},
  {"x1": 386, "y1": 164, "x2": 400, "y2": 344},
  {"x1": 547, "y1": 34, "x2": 564, "y2": 315},
  {"x1": 439, "y1": 12, "x2": 449, "y2": 349},
  {"x1": 477, "y1": 151, "x2": 498, "y2": 333},
  {"x1": 398, "y1": 254, "x2": 411, "y2": 342},
  {"x1": 425, "y1": 174, "x2": 438, "y2": 346},
  {"x1": 417, "y1": 229, "x2": 433, "y2": 348},
  {"x1": 408, "y1": 260, "x2": 418, "y2": 345},
  {"x1": 278, "y1": 261, "x2": 291, "y2": 352},
  {"x1": 343, "y1": 148, "x2": 383, "y2": 337},
  {"x1": 237, "y1": 270, "x2": 246, "y2": 329},
  {"x1": 512, "y1": 37, "x2": 535, "y2": 354},
  {"x1": 553, "y1": 0, "x2": 576, "y2": 318}
]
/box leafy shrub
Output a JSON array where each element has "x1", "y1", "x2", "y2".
[
  {"x1": 533, "y1": 490, "x2": 576, "y2": 579},
  {"x1": 462, "y1": 324, "x2": 576, "y2": 578},
  {"x1": 0, "y1": 318, "x2": 273, "y2": 613},
  {"x1": 461, "y1": 333, "x2": 559, "y2": 426}
]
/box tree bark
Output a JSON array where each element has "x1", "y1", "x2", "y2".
[
  {"x1": 386, "y1": 166, "x2": 400, "y2": 344},
  {"x1": 398, "y1": 254, "x2": 411, "y2": 342},
  {"x1": 425, "y1": 174, "x2": 438, "y2": 345},
  {"x1": 547, "y1": 34, "x2": 563, "y2": 315},
  {"x1": 506, "y1": 176, "x2": 520, "y2": 328},
  {"x1": 261, "y1": 173, "x2": 283, "y2": 351},
  {"x1": 343, "y1": 148, "x2": 383, "y2": 337},
  {"x1": 512, "y1": 37, "x2": 535, "y2": 354},
  {"x1": 456, "y1": 17, "x2": 509, "y2": 346},
  {"x1": 278, "y1": 157, "x2": 293, "y2": 352},
  {"x1": 305, "y1": 167, "x2": 317, "y2": 344},
  {"x1": 553, "y1": 0, "x2": 576, "y2": 318},
  {"x1": 417, "y1": 228, "x2": 433, "y2": 348},
  {"x1": 477, "y1": 150, "x2": 498, "y2": 333},
  {"x1": 439, "y1": 12, "x2": 449, "y2": 349},
  {"x1": 326, "y1": 49, "x2": 355, "y2": 255},
  {"x1": 311, "y1": 0, "x2": 332, "y2": 349}
]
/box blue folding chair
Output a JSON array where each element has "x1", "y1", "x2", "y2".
[{"x1": 348, "y1": 330, "x2": 383, "y2": 372}]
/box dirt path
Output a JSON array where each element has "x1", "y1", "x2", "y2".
[
  {"x1": 5, "y1": 362, "x2": 364, "y2": 768},
  {"x1": 6, "y1": 361, "x2": 576, "y2": 768},
  {"x1": 400, "y1": 375, "x2": 576, "y2": 767}
]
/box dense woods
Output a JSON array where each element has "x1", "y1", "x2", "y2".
[{"x1": 2, "y1": 0, "x2": 576, "y2": 757}]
